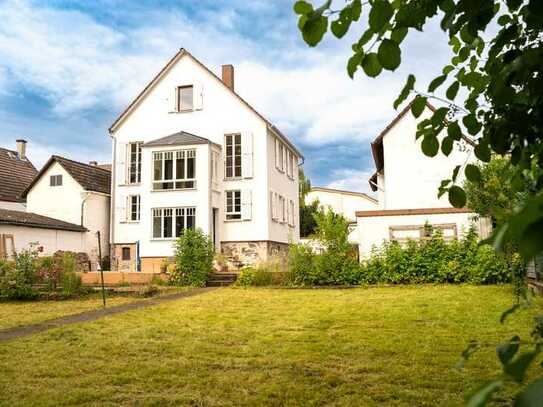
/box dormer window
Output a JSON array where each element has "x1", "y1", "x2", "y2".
[{"x1": 177, "y1": 85, "x2": 193, "y2": 111}]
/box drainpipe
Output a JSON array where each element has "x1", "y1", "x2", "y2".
[{"x1": 80, "y1": 191, "x2": 91, "y2": 226}]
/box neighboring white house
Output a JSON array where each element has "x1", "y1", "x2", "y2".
[
  {"x1": 22, "y1": 156, "x2": 111, "y2": 268},
  {"x1": 0, "y1": 140, "x2": 37, "y2": 211},
  {"x1": 108, "y1": 48, "x2": 302, "y2": 272},
  {"x1": 305, "y1": 186, "x2": 378, "y2": 244},
  {"x1": 356, "y1": 99, "x2": 490, "y2": 258}
]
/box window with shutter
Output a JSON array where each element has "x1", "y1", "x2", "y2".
[
  {"x1": 225, "y1": 134, "x2": 242, "y2": 178},
  {"x1": 241, "y1": 132, "x2": 253, "y2": 178},
  {"x1": 225, "y1": 190, "x2": 242, "y2": 220},
  {"x1": 241, "y1": 189, "x2": 252, "y2": 220}
]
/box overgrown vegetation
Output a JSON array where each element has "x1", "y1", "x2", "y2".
[
  {"x1": 171, "y1": 228, "x2": 214, "y2": 287},
  {"x1": 0, "y1": 247, "x2": 83, "y2": 301}
]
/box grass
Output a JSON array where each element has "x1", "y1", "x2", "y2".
[
  {"x1": 0, "y1": 285, "x2": 541, "y2": 406},
  {"x1": 0, "y1": 293, "x2": 145, "y2": 330}
]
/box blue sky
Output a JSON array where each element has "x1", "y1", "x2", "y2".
[{"x1": 0, "y1": 0, "x2": 452, "y2": 192}]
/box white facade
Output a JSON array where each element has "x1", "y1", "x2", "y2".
[
  {"x1": 305, "y1": 187, "x2": 378, "y2": 221},
  {"x1": 0, "y1": 224, "x2": 85, "y2": 257},
  {"x1": 25, "y1": 161, "x2": 110, "y2": 266},
  {"x1": 109, "y1": 49, "x2": 301, "y2": 270},
  {"x1": 357, "y1": 102, "x2": 483, "y2": 258}
]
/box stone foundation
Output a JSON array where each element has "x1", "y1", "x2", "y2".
[
  {"x1": 111, "y1": 243, "x2": 137, "y2": 272},
  {"x1": 221, "y1": 240, "x2": 289, "y2": 269}
]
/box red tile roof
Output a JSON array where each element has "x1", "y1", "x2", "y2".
[{"x1": 0, "y1": 147, "x2": 38, "y2": 203}]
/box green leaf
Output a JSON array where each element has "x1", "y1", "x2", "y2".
[
  {"x1": 446, "y1": 81, "x2": 460, "y2": 100},
  {"x1": 452, "y1": 165, "x2": 461, "y2": 181},
  {"x1": 463, "y1": 113, "x2": 481, "y2": 135},
  {"x1": 421, "y1": 135, "x2": 439, "y2": 157},
  {"x1": 505, "y1": 351, "x2": 540, "y2": 382},
  {"x1": 357, "y1": 29, "x2": 374, "y2": 47},
  {"x1": 347, "y1": 52, "x2": 363, "y2": 79},
  {"x1": 443, "y1": 65, "x2": 455, "y2": 75},
  {"x1": 447, "y1": 121, "x2": 462, "y2": 140},
  {"x1": 500, "y1": 304, "x2": 521, "y2": 323},
  {"x1": 377, "y1": 39, "x2": 401, "y2": 70},
  {"x1": 369, "y1": 0, "x2": 394, "y2": 33},
  {"x1": 393, "y1": 74, "x2": 415, "y2": 109},
  {"x1": 428, "y1": 75, "x2": 447, "y2": 92},
  {"x1": 497, "y1": 14, "x2": 511, "y2": 26},
  {"x1": 350, "y1": 0, "x2": 362, "y2": 21},
  {"x1": 361, "y1": 53, "x2": 382, "y2": 77},
  {"x1": 465, "y1": 380, "x2": 502, "y2": 407},
  {"x1": 431, "y1": 107, "x2": 449, "y2": 125},
  {"x1": 441, "y1": 136, "x2": 453, "y2": 156},
  {"x1": 411, "y1": 96, "x2": 427, "y2": 118},
  {"x1": 515, "y1": 378, "x2": 543, "y2": 407},
  {"x1": 294, "y1": 0, "x2": 313, "y2": 14},
  {"x1": 331, "y1": 18, "x2": 350, "y2": 38},
  {"x1": 301, "y1": 15, "x2": 328, "y2": 47},
  {"x1": 465, "y1": 164, "x2": 482, "y2": 182},
  {"x1": 496, "y1": 336, "x2": 520, "y2": 366},
  {"x1": 391, "y1": 27, "x2": 408, "y2": 43},
  {"x1": 449, "y1": 185, "x2": 467, "y2": 208},
  {"x1": 474, "y1": 142, "x2": 491, "y2": 162}
]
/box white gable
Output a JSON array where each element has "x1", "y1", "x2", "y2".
[{"x1": 381, "y1": 105, "x2": 475, "y2": 210}]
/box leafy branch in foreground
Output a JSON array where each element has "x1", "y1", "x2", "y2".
[
  {"x1": 294, "y1": 0, "x2": 543, "y2": 405},
  {"x1": 294, "y1": 0, "x2": 543, "y2": 259}
]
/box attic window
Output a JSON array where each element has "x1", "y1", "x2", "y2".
[
  {"x1": 50, "y1": 175, "x2": 62, "y2": 187},
  {"x1": 177, "y1": 85, "x2": 193, "y2": 111}
]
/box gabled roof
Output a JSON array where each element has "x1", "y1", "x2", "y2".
[
  {"x1": 368, "y1": 98, "x2": 475, "y2": 191},
  {"x1": 0, "y1": 208, "x2": 87, "y2": 232},
  {"x1": 23, "y1": 156, "x2": 111, "y2": 197},
  {"x1": 108, "y1": 48, "x2": 303, "y2": 159},
  {"x1": 310, "y1": 186, "x2": 377, "y2": 203},
  {"x1": 0, "y1": 147, "x2": 38, "y2": 203},
  {"x1": 143, "y1": 131, "x2": 218, "y2": 148}
]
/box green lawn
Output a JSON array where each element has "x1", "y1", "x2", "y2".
[
  {"x1": 0, "y1": 294, "x2": 146, "y2": 330},
  {"x1": 0, "y1": 285, "x2": 540, "y2": 406}
]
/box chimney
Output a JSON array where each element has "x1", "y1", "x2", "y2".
[
  {"x1": 222, "y1": 64, "x2": 234, "y2": 91},
  {"x1": 16, "y1": 139, "x2": 27, "y2": 160},
  {"x1": 89, "y1": 160, "x2": 98, "y2": 166}
]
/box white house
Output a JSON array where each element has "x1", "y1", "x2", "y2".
[
  {"x1": 0, "y1": 140, "x2": 37, "y2": 211},
  {"x1": 108, "y1": 48, "x2": 302, "y2": 272},
  {"x1": 305, "y1": 186, "x2": 378, "y2": 245},
  {"x1": 356, "y1": 100, "x2": 490, "y2": 258},
  {"x1": 22, "y1": 156, "x2": 111, "y2": 267}
]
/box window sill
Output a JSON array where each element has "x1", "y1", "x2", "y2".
[
  {"x1": 150, "y1": 238, "x2": 177, "y2": 241},
  {"x1": 118, "y1": 183, "x2": 141, "y2": 187},
  {"x1": 120, "y1": 221, "x2": 140, "y2": 224},
  {"x1": 223, "y1": 218, "x2": 245, "y2": 223},
  {"x1": 223, "y1": 177, "x2": 243, "y2": 181},
  {"x1": 168, "y1": 109, "x2": 195, "y2": 114},
  {"x1": 151, "y1": 188, "x2": 197, "y2": 192}
]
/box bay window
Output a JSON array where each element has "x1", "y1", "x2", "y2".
[
  {"x1": 153, "y1": 149, "x2": 196, "y2": 190},
  {"x1": 152, "y1": 207, "x2": 195, "y2": 239}
]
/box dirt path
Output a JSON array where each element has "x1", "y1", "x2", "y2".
[{"x1": 0, "y1": 287, "x2": 217, "y2": 343}]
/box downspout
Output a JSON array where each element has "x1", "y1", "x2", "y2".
[{"x1": 80, "y1": 191, "x2": 91, "y2": 226}]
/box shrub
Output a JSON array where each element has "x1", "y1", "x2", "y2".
[
  {"x1": 236, "y1": 266, "x2": 274, "y2": 287},
  {"x1": 0, "y1": 247, "x2": 39, "y2": 300},
  {"x1": 36, "y1": 256, "x2": 60, "y2": 291},
  {"x1": 360, "y1": 227, "x2": 514, "y2": 285},
  {"x1": 59, "y1": 252, "x2": 82, "y2": 297},
  {"x1": 171, "y1": 228, "x2": 214, "y2": 287}
]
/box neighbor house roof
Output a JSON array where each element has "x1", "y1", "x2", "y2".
[
  {"x1": 22, "y1": 156, "x2": 111, "y2": 197},
  {"x1": 368, "y1": 98, "x2": 476, "y2": 191},
  {"x1": 355, "y1": 207, "x2": 473, "y2": 218},
  {"x1": 0, "y1": 208, "x2": 87, "y2": 232},
  {"x1": 0, "y1": 147, "x2": 38, "y2": 203},
  {"x1": 143, "y1": 131, "x2": 219, "y2": 148},
  {"x1": 310, "y1": 186, "x2": 377, "y2": 203},
  {"x1": 108, "y1": 48, "x2": 303, "y2": 159}
]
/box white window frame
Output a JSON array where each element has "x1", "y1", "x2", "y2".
[
  {"x1": 288, "y1": 199, "x2": 295, "y2": 227},
  {"x1": 276, "y1": 141, "x2": 285, "y2": 173},
  {"x1": 127, "y1": 142, "x2": 142, "y2": 184},
  {"x1": 224, "y1": 134, "x2": 242, "y2": 179},
  {"x1": 152, "y1": 207, "x2": 196, "y2": 240},
  {"x1": 225, "y1": 190, "x2": 242, "y2": 221},
  {"x1": 177, "y1": 85, "x2": 193, "y2": 112},
  {"x1": 127, "y1": 195, "x2": 140, "y2": 222},
  {"x1": 152, "y1": 149, "x2": 196, "y2": 191}
]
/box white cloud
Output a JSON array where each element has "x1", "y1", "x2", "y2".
[{"x1": 326, "y1": 168, "x2": 376, "y2": 195}]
